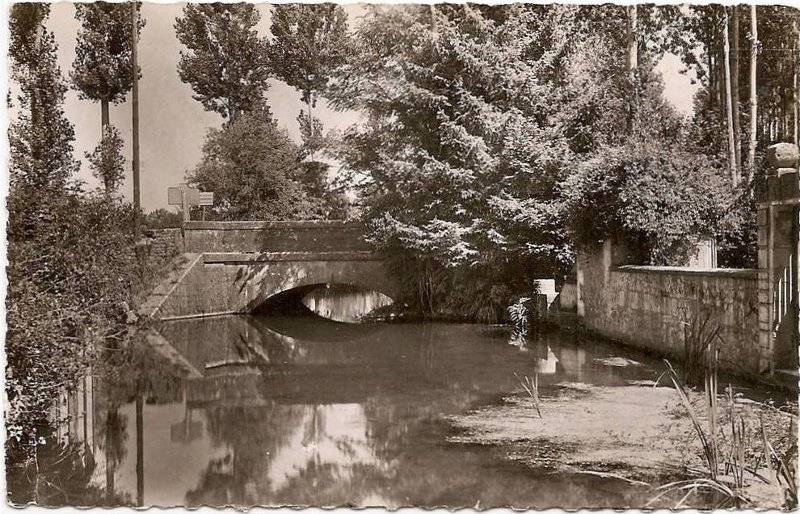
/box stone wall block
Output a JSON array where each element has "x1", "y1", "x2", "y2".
[
  {"x1": 778, "y1": 168, "x2": 799, "y2": 200},
  {"x1": 766, "y1": 142, "x2": 800, "y2": 168}
]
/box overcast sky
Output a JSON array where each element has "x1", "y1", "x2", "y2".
[{"x1": 43, "y1": 3, "x2": 698, "y2": 212}]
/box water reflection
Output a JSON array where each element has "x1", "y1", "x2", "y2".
[
  {"x1": 35, "y1": 313, "x2": 737, "y2": 508},
  {"x1": 301, "y1": 284, "x2": 394, "y2": 323}
]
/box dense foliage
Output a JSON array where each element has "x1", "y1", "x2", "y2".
[
  {"x1": 6, "y1": 7, "x2": 157, "y2": 494},
  {"x1": 143, "y1": 208, "x2": 183, "y2": 229},
  {"x1": 186, "y1": 109, "x2": 345, "y2": 221},
  {"x1": 86, "y1": 124, "x2": 126, "y2": 194},
  {"x1": 322, "y1": 4, "x2": 771, "y2": 317},
  {"x1": 267, "y1": 3, "x2": 349, "y2": 108},
  {"x1": 561, "y1": 137, "x2": 733, "y2": 264},
  {"x1": 71, "y1": 2, "x2": 144, "y2": 106},
  {"x1": 9, "y1": 3, "x2": 78, "y2": 211},
  {"x1": 175, "y1": 4, "x2": 271, "y2": 122},
  {"x1": 326, "y1": 5, "x2": 582, "y2": 319}
]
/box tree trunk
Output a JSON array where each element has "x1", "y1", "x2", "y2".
[
  {"x1": 748, "y1": 5, "x2": 758, "y2": 180},
  {"x1": 731, "y1": 6, "x2": 741, "y2": 172},
  {"x1": 130, "y1": 2, "x2": 141, "y2": 237},
  {"x1": 723, "y1": 8, "x2": 739, "y2": 186},
  {"x1": 100, "y1": 99, "x2": 111, "y2": 192},
  {"x1": 717, "y1": 41, "x2": 726, "y2": 118},
  {"x1": 707, "y1": 33, "x2": 716, "y2": 110},
  {"x1": 101, "y1": 99, "x2": 109, "y2": 132},
  {"x1": 795, "y1": 16, "x2": 799, "y2": 145},
  {"x1": 136, "y1": 395, "x2": 144, "y2": 507},
  {"x1": 105, "y1": 408, "x2": 116, "y2": 505},
  {"x1": 626, "y1": 5, "x2": 638, "y2": 133}
]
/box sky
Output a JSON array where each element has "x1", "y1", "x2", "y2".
[{"x1": 42, "y1": 3, "x2": 698, "y2": 213}]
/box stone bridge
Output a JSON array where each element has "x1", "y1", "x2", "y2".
[{"x1": 140, "y1": 221, "x2": 399, "y2": 321}]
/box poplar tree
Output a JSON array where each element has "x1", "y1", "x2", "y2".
[
  {"x1": 9, "y1": 3, "x2": 78, "y2": 215},
  {"x1": 86, "y1": 125, "x2": 126, "y2": 194},
  {"x1": 175, "y1": 4, "x2": 271, "y2": 122},
  {"x1": 71, "y1": 3, "x2": 144, "y2": 133},
  {"x1": 268, "y1": 4, "x2": 348, "y2": 107},
  {"x1": 268, "y1": 4, "x2": 348, "y2": 157}
]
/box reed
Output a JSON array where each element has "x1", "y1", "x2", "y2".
[
  {"x1": 514, "y1": 372, "x2": 542, "y2": 418},
  {"x1": 664, "y1": 360, "x2": 720, "y2": 480},
  {"x1": 657, "y1": 354, "x2": 797, "y2": 509},
  {"x1": 761, "y1": 414, "x2": 798, "y2": 508}
]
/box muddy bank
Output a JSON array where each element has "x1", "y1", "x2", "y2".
[{"x1": 447, "y1": 381, "x2": 795, "y2": 509}]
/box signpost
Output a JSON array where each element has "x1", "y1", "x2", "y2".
[{"x1": 167, "y1": 183, "x2": 214, "y2": 222}]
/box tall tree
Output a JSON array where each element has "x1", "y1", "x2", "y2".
[
  {"x1": 626, "y1": 5, "x2": 638, "y2": 133},
  {"x1": 730, "y1": 6, "x2": 741, "y2": 172},
  {"x1": 328, "y1": 5, "x2": 579, "y2": 317},
  {"x1": 175, "y1": 4, "x2": 271, "y2": 122},
  {"x1": 9, "y1": 3, "x2": 78, "y2": 211},
  {"x1": 71, "y1": 2, "x2": 144, "y2": 135},
  {"x1": 268, "y1": 4, "x2": 349, "y2": 158},
  {"x1": 722, "y1": 8, "x2": 738, "y2": 185},
  {"x1": 268, "y1": 4, "x2": 348, "y2": 107},
  {"x1": 748, "y1": 5, "x2": 758, "y2": 177},
  {"x1": 186, "y1": 110, "x2": 312, "y2": 221},
  {"x1": 86, "y1": 125, "x2": 126, "y2": 194}
]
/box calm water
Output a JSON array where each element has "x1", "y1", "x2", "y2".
[
  {"x1": 28, "y1": 291, "x2": 782, "y2": 508},
  {"x1": 60, "y1": 322, "x2": 681, "y2": 507}
]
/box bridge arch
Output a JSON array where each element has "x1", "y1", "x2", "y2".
[
  {"x1": 238, "y1": 257, "x2": 399, "y2": 313},
  {"x1": 144, "y1": 221, "x2": 401, "y2": 321}
]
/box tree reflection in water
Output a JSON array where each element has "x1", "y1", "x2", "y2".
[{"x1": 31, "y1": 307, "x2": 687, "y2": 508}]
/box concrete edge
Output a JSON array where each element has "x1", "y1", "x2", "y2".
[
  {"x1": 142, "y1": 328, "x2": 203, "y2": 379},
  {"x1": 612, "y1": 265, "x2": 759, "y2": 280},
  {"x1": 139, "y1": 253, "x2": 203, "y2": 319}
]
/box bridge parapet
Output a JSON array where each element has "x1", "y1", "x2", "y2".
[{"x1": 182, "y1": 220, "x2": 372, "y2": 254}]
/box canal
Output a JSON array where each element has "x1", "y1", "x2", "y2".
[{"x1": 23, "y1": 288, "x2": 792, "y2": 509}]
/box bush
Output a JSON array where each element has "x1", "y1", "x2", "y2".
[
  {"x1": 143, "y1": 208, "x2": 183, "y2": 229},
  {"x1": 562, "y1": 137, "x2": 735, "y2": 265},
  {"x1": 186, "y1": 110, "x2": 346, "y2": 221},
  {"x1": 6, "y1": 191, "x2": 147, "y2": 463}
]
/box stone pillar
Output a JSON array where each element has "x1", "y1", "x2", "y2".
[{"x1": 757, "y1": 143, "x2": 800, "y2": 375}]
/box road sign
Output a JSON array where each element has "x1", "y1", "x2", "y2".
[
  {"x1": 167, "y1": 184, "x2": 213, "y2": 221},
  {"x1": 167, "y1": 187, "x2": 183, "y2": 206},
  {"x1": 198, "y1": 192, "x2": 214, "y2": 206}
]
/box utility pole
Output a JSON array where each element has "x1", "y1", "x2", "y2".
[{"x1": 131, "y1": 1, "x2": 141, "y2": 237}]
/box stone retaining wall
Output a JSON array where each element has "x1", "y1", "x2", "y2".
[
  {"x1": 147, "y1": 228, "x2": 183, "y2": 260},
  {"x1": 577, "y1": 241, "x2": 762, "y2": 376}
]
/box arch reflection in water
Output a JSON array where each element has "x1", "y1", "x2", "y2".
[
  {"x1": 300, "y1": 284, "x2": 393, "y2": 323},
  {"x1": 57, "y1": 316, "x2": 699, "y2": 509}
]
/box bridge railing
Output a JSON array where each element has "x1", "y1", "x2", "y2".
[{"x1": 181, "y1": 220, "x2": 373, "y2": 254}]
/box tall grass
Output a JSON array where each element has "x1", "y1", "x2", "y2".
[
  {"x1": 681, "y1": 304, "x2": 723, "y2": 387},
  {"x1": 761, "y1": 414, "x2": 798, "y2": 508},
  {"x1": 656, "y1": 354, "x2": 798, "y2": 509},
  {"x1": 514, "y1": 372, "x2": 542, "y2": 418},
  {"x1": 654, "y1": 359, "x2": 749, "y2": 508}
]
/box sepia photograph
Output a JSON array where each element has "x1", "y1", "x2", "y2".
[{"x1": 4, "y1": 1, "x2": 800, "y2": 510}]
